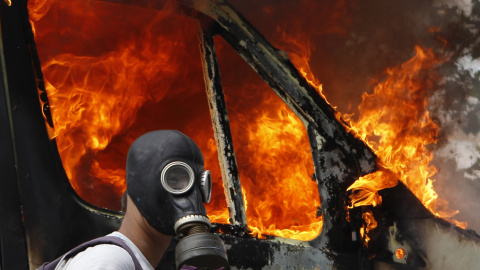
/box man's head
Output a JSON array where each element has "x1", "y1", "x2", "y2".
[
  {"x1": 125, "y1": 130, "x2": 228, "y2": 270},
  {"x1": 125, "y1": 130, "x2": 212, "y2": 236}
]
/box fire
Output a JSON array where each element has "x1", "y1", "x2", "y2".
[
  {"x1": 28, "y1": 0, "x2": 462, "y2": 244},
  {"x1": 395, "y1": 248, "x2": 406, "y2": 260},
  {"x1": 214, "y1": 36, "x2": 323, "y2": 240},
  {"x1": 28, "y1": 0, "x2": 225, "y2": 210},
  {"x1": 28, "y1": 0, "x2": 321, "y2": 240},
  {"x1": 359, "y1": 211, "x2": 377, "y2": 246},
  {"x1": 223, "y1": 77, "x2": 322, "y2": 240},
  {"x1": 239, "y1": 104, "x2": 322, "y2": 240},
  {"x1": 346, "y1": 46, "x2": 465, "y2": 226}
]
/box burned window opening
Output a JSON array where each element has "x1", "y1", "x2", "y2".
[{"x1": 200, "y1": 25, "x2": 322, "y2": 240}]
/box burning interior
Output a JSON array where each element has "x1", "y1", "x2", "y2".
[
  {"x1": 1, "y1": 0, "x2": 480, "y2": 269},
  {"x1": 29, "y1": 0, "x2": 323, "y2": 240}
]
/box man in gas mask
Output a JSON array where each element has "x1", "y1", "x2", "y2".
[{"x1": 40, "y1": 130, "x2": 228, "y2": 270}]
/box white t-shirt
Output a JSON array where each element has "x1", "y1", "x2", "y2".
[{"x1": 55, "y1": 232, "x2": 153, "y2": 270}]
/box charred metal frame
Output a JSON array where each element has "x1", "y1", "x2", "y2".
[
  {"x1": 189, "y1": 0, "x2": 377, "y2": 257},
  {"x1": 199, "y1": 28, "x2": 247, "y2": 228},
  {"x1": 1, "y1": 0, "x2": 480, "y2": 269},
  {"x1": 0, "y1": 8, "x2": 30, "y2": 269},
  {"x1": 0, "y1": 1, "x2": 123, "y2": 269}
]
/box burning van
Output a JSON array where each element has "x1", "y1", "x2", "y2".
[{"x1": 1, "y1": 0, "x2": 480, "y2": 269}]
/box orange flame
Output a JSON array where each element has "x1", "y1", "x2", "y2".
[
  {"x1": 214, "y1": 35, "x2": 322, "y2": 240},
  {"x1": 28, "y1": 0, "x2": 321, "y2": 240},
  {"x1": 28, "y1": 0, "x2": 226, "y2": 211},
  {"x1": 28, "y1": 0, "x2": 464, "y2": 243},
  {"x1": 232, "y1": 92, "x2": 321, "y2": 240},
  {"x1": 241, "y1": 107, "x2": 322, "y2": 240},
  {"x1": 346, "y1": 46, "x2": 465, "y2": 227},
  {"x1": 359, "y1": 210, "x2": 377, "y2": 246}
]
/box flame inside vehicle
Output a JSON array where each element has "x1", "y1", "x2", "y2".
[
  {"x1": 360, "y1": 210, "x2": 377, "y2": 246},
  {"x1": 28, "y1": 0, "x2": 321, "y2": 241},
  {"x1": 215, "y1": 36, "x2": 322, "y2": 239},
  {"x1": 27, "y1": 0, "x2": 467, "y2": 243}
]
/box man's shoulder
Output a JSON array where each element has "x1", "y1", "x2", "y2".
[{"x1": 57, "y1": 244, "x2": 135, "y2": 270}]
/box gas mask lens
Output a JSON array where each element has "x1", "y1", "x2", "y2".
[{"x1": 161, "y1": 162, "x2": 195, "y2": 194}]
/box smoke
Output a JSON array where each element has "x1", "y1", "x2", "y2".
[
  {"x1": 434, "y1": 0, "x2": 475, "y2": 16},
  {"x1": 457, "y1": 55, "x2": 480, "y2": 76},
  {"x1": 427, "y1": 1, "x2": 480, "y2": 233}
]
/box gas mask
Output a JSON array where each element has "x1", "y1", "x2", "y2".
[{"x1": 126, "y1": 130, "x2": 228, "y2": 270}]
